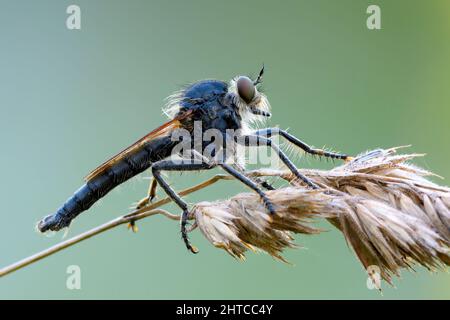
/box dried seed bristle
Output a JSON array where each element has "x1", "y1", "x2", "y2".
[{"x1": 191, "y1": 147, "x2": 450, "y2": 284}]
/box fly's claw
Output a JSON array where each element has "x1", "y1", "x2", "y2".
[
  {"x1": 181, "y1": 213, "x2": 199, "y2": 254},
  {"x1": 135, "y1": 178, "x2": 158, "y2": 210},
  {"x1": 344, "y1": 156, "x2": 354, "y2": 162},
  {"x1": 127, "y1": 220, "x2": 139, "y2": 233},
  {"x1": 190, "y1": 245, "x2": 199, "y2": 254},
  {"x1": 135, "y1": 194, "x2": 156, "y2": 210},
  {"x1": 135, "y1": 199, "x2": 147, "y2": 210},
  {"x1": 262, "y1": 197, "x2": 277, "y2": 215},
  {"x1": 261, "y1": 180, "x2": 275, "y2": 191},
  {"x1": 129, "y1": 192, "x2": 156, "y2": 231}
]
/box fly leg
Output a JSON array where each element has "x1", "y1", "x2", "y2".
[
  {"x1": 232, "y1": 164, "x2": 275, "y2": 191},
  {"x1": 237, "y1": 135, "x2": 319, "y2": 189},
  {"x1": 135, "y1": 177, "x2": 158, "y2": 209},
  {"x1": 151, "y1": 160, "x2": 216, "y2": 253},
  {"x1": 128, "y1": 178, "x2": 158, "y2": 232},
  {"x1": 253, "y1": 128, "x2": 352, "y2": 161},
  {"x1": 219, "y1": 163, "x2": 276, "y2": 215},
  {"x1": 252, "y1": 176, "x2": 275, "y2": 190}
]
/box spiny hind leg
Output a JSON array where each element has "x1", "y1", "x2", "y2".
[
  {"x1": 219, "y1": 163, "x2": 276, "y2": 215},
  {"x1": 237, "y1": 135, "x2": 319, "y2": 189},
  {"x1": 128, "y1": 178, "x2": 158, "y2": 232},
  {"x1": 232, "y1": 163, "x2": 275, "y2": 191},
  {"x1": 135, "y1": 177, "x2": 158, "y2": 209},
  {"x1": 253, "y1": 127, "x2": 353, "y2": 161},
  {"x1": 151, "y1": 160, "x2": 216, "y2": 253}
]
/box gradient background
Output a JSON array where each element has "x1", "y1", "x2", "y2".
[{"x1": 1, "y1": 0, "x2": 449, "y2": 299}]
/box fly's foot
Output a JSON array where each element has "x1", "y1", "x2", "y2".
[
  {"x1": 261, "y1": 180, "x2": 275, "y2": 191},
  {"x1": 262, "y1": 196, "x2": 277, "y2": 215},
  {"x1": 135, "y1": 194, "x2": 156, "y2": 210},
  {"x1": 127, "y1": 220, "x2": 139, "y2": 233},
  {"x1": 181, "y1": 211, "x2": 198, "y2": 254},
  {"x1": 304, "y1": 179, "x2": 320, "y2": 190},
  {"x1": 135, "y1": 197, "x2": 148, "y2": 210},
  {"x1": 291, "y1": 171, "x2": 320, "y2": 190},
  {"x1": 130, "y1": 192, "x2": 157, "y2": 230},
  {"x1": 344, "y1": 155, "x2": 355, "y2": 163},
  {"x1": 135, "y1": 178, "x2": 158, "y2": 210},
  {"x1": 313, "y1": 148, "x2": 351, "y2": 162}
]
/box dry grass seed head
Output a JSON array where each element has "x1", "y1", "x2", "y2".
[{"x1": 192, "y1": 147, "x2": 450, "y2": 284}]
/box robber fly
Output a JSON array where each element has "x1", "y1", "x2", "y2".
[{"x1": 38, "y1": 67, "x2": 350, "y2": 253}]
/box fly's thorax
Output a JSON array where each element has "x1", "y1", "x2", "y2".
[{"x1": 163, "y1": 79, "x2": 229, "y2": 120}]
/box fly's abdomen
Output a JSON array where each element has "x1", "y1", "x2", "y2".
[{"x1": 37, "y1": 136, "x2": 175, "y2": 233}]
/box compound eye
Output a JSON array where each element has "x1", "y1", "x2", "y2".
[{"x1": 236, "y1": 76, "x2": 255, "y2": 103}]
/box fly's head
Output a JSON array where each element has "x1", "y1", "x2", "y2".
[{"x1": 228, "y1": 65, "x2": 271, "y2": 130}]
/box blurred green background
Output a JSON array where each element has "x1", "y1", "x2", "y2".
[{"x1": 1, "y1": 0, "x2": 449, "y2": 299}]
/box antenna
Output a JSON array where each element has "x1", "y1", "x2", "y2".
[{"x1": 253, "y1": 64, "x2": 265, "y2": 85}]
